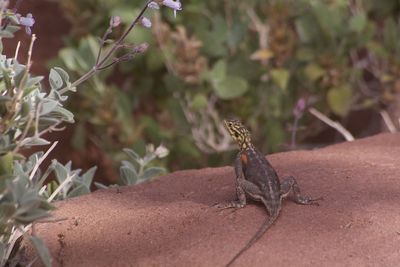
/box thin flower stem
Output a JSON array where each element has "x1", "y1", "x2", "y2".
[
  {"x1": 69, "y1": 67, "x2": 96, "y2": 88},
  {"x1": 59, "y1": 0, "x2": 152, "y2": 94},
  {"x1": 96, "y1": 0, "x2": 152, "y2": 67},
  {"x1": 95, "y1": 28, "x2": 112, "y2": 66},
  {"x1": 96, "y1": 59, "x2": 119, "y2": 71}
]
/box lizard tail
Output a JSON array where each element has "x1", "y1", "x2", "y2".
[{"x1": 225, "y1": 212, "x2": 280, "y2": 267}]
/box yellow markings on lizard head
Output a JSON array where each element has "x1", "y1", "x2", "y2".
[{"x1": 224, "y1": 119, "x2": 252, "y2": 150}]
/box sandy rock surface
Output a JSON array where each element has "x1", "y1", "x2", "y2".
[{"x1": 25, "y1": 133, "x2": 400, "y2": 266}]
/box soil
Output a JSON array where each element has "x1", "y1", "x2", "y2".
[{"x1": 23, "y1": 133, "x2": 400, "y2": 266}]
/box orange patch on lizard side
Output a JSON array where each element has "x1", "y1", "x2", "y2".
[{"x1": 240, "y1": 153, "x2": 248, "y2": 165}]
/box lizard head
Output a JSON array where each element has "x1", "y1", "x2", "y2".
[{"x1": 224, "y1": 119, "x2": 251, "y2": 150}]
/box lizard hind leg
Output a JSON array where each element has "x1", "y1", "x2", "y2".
[
  {"x1": 280, "y1": 176, "x2": 322, "y2": 205},
  {"x1": 215, "y1": 182, "x2": 247, "y2": 210}
]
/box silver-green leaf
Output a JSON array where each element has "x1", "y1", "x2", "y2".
[
  {"x1": 49, "y1": 68, "x2": 63, "y2": 90},
  {"x1": 120, "y1": 166, "x2": 138, "y2": 185},
  {"x1": 29, "y1": 236, "x2": 52, "y2": 267}
]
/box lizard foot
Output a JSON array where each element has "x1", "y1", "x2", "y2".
[
  {"x1": 213, "y1": 201, "x2": 246, "y2": 210},
  {"x1": 295, "y1": 196, "x2": 323, "y2": 206}
]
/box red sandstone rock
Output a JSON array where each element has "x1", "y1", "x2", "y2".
[{"x1": 24, "y1": 133, "x2": 400, "y2": 266}]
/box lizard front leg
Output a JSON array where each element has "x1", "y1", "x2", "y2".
[
  {"x1": 216, "y1": 154, "x2": 247, "y2": 209},
  {"x1": 280, "y1": 176, "x2": 322, "y2": 205}
]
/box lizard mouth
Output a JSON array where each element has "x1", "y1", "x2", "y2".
[
  {"x1": 223, "y1": 119, "x2": 233, "y2": 134},
  {"x1": 223, "y1": 119, "x2": 229, "y2": 129}
]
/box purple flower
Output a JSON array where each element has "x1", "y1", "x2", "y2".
[
  {"x1": 293, "y1": 98, "x2": 306, "y2": 119},
  {"x1": 148, "y1": 2, "x2": 160, "y2": 9},
  {"x1": 162, "y1": 0, "x2": 182, "y2": 18},
  {"x1": 19, "y1": 13, "x2": 35, "y2": 35},
  {"x1": 140, "y1": 17, "x2": 152, "y2": 28}
]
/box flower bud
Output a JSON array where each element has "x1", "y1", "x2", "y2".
[
  {"x1": 134, "y1": 43, "x2": 149, "y2": 54},
  {"x1": 148, "y1": 2, "x2": 160, "y2": 9},
  {"x1": 109, "y1": 16, "x2": 121, "y2": 28},
  {"x1": 162, "y1": 0, "x2": 182, "y2": 18},
  {"x1": 140, "y1": 17, "x2": 152, "y2": 28},
  {"x1": 154, "y1": 144, "x2": 169, "y2": 158}
]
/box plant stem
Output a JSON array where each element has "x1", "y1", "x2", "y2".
[
  {"x1": 96, "y1": 0, "x2": 152, "y2": 67},
  {"x1": 29, "y1": 141, "x2": 58, "y2": 180},
  {"x1": 290, "y1": 117, "x2": 299, "y2": 149},
  {"x1": 308, "y1": 107, "x2": 355, "y2": 141},
  {"x1": 59, "y1": 0, "x2": 152, "y2": 94}
]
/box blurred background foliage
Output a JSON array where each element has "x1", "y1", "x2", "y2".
[{"x1": 51, "y1": 0, "x2": 400, "y2": 175}]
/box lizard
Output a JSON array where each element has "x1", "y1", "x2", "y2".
[{"x1": 217, "y1": 118, "x2": 321, "y2": 267}]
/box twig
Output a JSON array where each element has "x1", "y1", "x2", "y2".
[
  {"x1": 380, "y1": 109, "x2": 397, "y2": 133},
  {"x1": 308, "y1": 107, "x2": 355, "y2": 141},
  {"x1": 29, "y1": 141, "x2": 58, "y2": 180},
  {"x1": 14, "y1": 41, "x2": 21, "y2": 60},
  {"x1": 47, "y1": 173, "x2": 76, "y2": 202}
]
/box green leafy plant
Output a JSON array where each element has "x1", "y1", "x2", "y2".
[
  {"x1": 0, "y1": 147, "x2": 94, "y2": 266},
  {"x1": 45, "y1": 161, "x2": 96, "y2": 201},
  {"x1": 0, "y1": 13, "x2": 76, "y2": 265},
  {"x1": 95, "y1": 144, "x2": 169, "y2": 188},
  {"x1": 119, "y1": 144, "x2": 168, "y2": 185}
]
